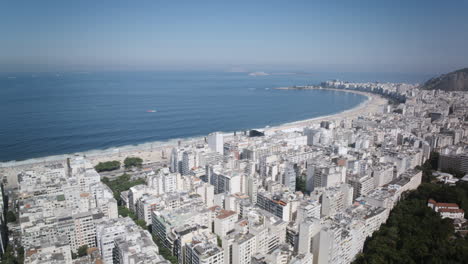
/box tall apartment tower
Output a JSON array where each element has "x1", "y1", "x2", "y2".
[
  {"x1": 208, "y1": 132, "x2": 224, "y2": 155},
  {"x1": 283, "y1": 163, "x2": 297, "y2": 192}
]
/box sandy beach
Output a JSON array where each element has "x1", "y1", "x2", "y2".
[
  {"x1": 0, "y1": 88, "x2": 387, "y2": 171},
  {"x1": 265, "y1": 88, "x2": 387, "y2": 132}
]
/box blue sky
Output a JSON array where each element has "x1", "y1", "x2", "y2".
[{"x1": 1, "y1": 0, "x2": 467, "y2": 74}]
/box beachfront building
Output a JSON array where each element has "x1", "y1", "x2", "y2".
[
  {"x1": 208, "y1": 132, "x2": 224, "y2": 155},
  {"x1": 4, "y1": 81, "x2": 468, "y2": 264}
]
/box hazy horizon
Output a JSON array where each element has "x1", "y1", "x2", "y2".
[{"x1": 1, "y1": 0, "x2": 467, "y2": 74}]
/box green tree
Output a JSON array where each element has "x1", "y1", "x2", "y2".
[
  {"x1": 217, "y1": 235, "x2": 222, "y2": 247},
  {"x1": 295, "y1": 174, "x2": 307, "y2": 193},
  {"x1": 153, "y1": 235, "x2": 178, "y2": 264},
  {"x1": 124, "y1": 157, "x2": 143, "y2": 169},
  {"x1": 6, "y1": 211, "x2": 17, "y2": 223},
  {"x1": 118, "y1": 206, "x2": 134, "y2": 218},
  {"x1": 353, "y1": 181, "x2": 468, "y2": 264},
  {"x1": 136, "y1": 219, "x2": 147, "y2": 229},
  {"x1": 94, "y1": 160, "x2": 121, "y2": 172},
  {"x1": 77, "y1": 245, "x2": 88, "y2": 257},
  {"x1": 1, "y1": 245, "x2": 23, "y2": 264},
  {"x1": 102, "y1": 173, "x2": 145, "y2": 204}
]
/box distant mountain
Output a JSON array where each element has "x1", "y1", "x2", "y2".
[{"x1": 421, "y1": 68, "x2": 468, "y2": 91}]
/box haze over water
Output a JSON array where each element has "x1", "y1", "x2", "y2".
[{"x1": 0, "y1": 71, "x2": 430, "y2": 162}]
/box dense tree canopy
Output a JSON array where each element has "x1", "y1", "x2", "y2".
[
  {"x1": 102, "y1": 174, "x2": 145, "y2": 203},
  {"x1": 124, "y1": 157, "x2": 143, "y2": 168},
  {"x1": 353, "y1": 182, "x2": 468, "y2": 264},
  {"x1": 296, "y1": 174, "x2": 307, "y2": 193},
  {"x1": 1, "y1": 245, "x2": 24, "y2": 264},
  {"x1": 94, "y1": 160, "x2": 121, "y2": 172},
  {"x1": 153, "y1": 235, "x2": 178, "y2": 264},
  {"x1": 77, "y1": 245, "x2": 88, "y2": 257},
  {"x1": 6, "y1": 211, "x2": 17, "y2": 223}
]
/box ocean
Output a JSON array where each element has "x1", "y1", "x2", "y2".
[{"x1": 0, "y1": 71, "x2": 430, "y2": 162}]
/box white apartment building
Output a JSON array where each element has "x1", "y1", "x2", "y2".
[
  {"x1": 296, "y1": 200, "x2": 321, "y2": 222},
  {"x1": 136, "y1": 194, "x2": 163, "y2": 225},
  {"x1": 306, "y1": 165, "x2": 345, "y2": 192},
  {"x1": 282, "y1": 163, "x2": 297, "y2": 192},
  {"x1": 347, "y1": 174, "x2": 374, "y2": 200},
  {"x1": 113, "y1": 226, "x2": 164, "y2": 264},
  {"x1": 185, "y1": 241, "x2": 224, "y2": 264},
  {"x1": 321, "y1": 184, "x2": 353, "y2": 217},
  {"x1": 147, "y1": 168, "x2": 181, "y2": 195},
  {"x1": 208, "y1": 132, "x2": 224, "y2": 155},
  {"x1": 96, "y1": 217, "x2": 134, "y2": 264},
  {"x1": 195, "y1": 182, "x2": 215, "y2": 207},
  {"x1": 222, "y1": 232, "x2": 256, "y2": 264},
  {"x1": 183, "y1": 151, "x2": 198, "y2": 175},
  {"x1": 210, "y1": 170, "x2": 243, "y2": 194},
  {"x1": 214, "y1": 210, "x2": 238, "y2": 237}
]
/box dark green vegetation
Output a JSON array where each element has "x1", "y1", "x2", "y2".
[
  {"x1": 102, "y1": 174, "x2": 145, "y2": 202},
  {"x1": 415, "y1": 152, "x2": 439, "y2": 183},
  {"x1": 94, "y1": 160, "x2": 121, "y2": 172},
  {"x1": 117, "y1": 206, "x2": 147, "y2": 229},
  {"x1": 1, "y1": 194, "x2": 23, "y2": 264},
  {"x1": 249, "y1": 130, "x2": 265, "y2": 137},
  {"x1": 153, "y1": 235, "x2": 178, "y2": 264},
  {"x1": 77, "y1": 245, "x2": 88, "y2": 257},
  {"x1": 354, "y1": 182, "x2": 468, "y2": 264},
  {"x1": 6, "y1": 211, "x2": 16, "y2": 223},
  {"x1": 296, "y1": 174, "x2": 307, "y2": 193},
  {"x1": 124, "y1": 157, "x2": 143, "y2": 168},
  {"x1": 421, "y1": 68, "x2": 468, "y2": 92},
  {"x1": 1, "y1": 245, "x2": 24, "y2": 264},
  {"x1": 217, "y1": 235, "x2": 222, "y2": 247},
  {"x1": 441, "y1": 168, "x2": 466, "y2": 179},
  {"x1": 354, "y1": 155, "x2": 468, "y2": 264},
  {"x1": 102, "y1": 174, "x2": 147, "y2": 227},
  {"x1": 102, "y1": 172, "x2": 177, "y2": 262}
]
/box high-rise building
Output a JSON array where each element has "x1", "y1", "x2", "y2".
[
  {"x1": 347, "y1": 174, "x2": 374, "y2": 200},
  {"x1": 256, "y1": 191, "x2": 292, "y2": 222},
  {"x1": 282, "y1": 163, "x2": 297, "y2": 192},
  {"x1": 96, "y1": 217, "x2": 134, "y2": 264},
  {"x1": 186, "y1": 241, "x2": 224, "y2": 264},
  {"x1": 214, "y1": 210, "x2": 238, "y2": 237},
  {"x1": 306, "y1": 165, "x2": 344, "y2": 192},
  {"x1": 0, "y1": 185, "x2": 6, "y2": 257},
  {"x1": 222, "y1": 232, "x2": 256, "y2": 264},
  {"x1": 208, "y1": 132, "x2": 224, "y2": 155},
  {"x1": 210, "y1": 170, "x2": 243, "y2": 194},
  {"x1": 321, "y1": 184, "x2": 353, "y2": 217},
  {"x1": 182, "y1": 151, "x2": 198, "y2": 175},
  {"x1": 113, "y1": 224, "x2": 164, "y2": 264},
  {"x1": 297, "y1": 218, "x2": 321, "y2": 258},
  {"x1": 73, "y1": 212, "x2": 98, "y2": 250}
]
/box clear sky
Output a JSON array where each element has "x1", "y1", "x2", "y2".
[{"x1": 1, "y1": 0, "x2": 467, "y2": 74}]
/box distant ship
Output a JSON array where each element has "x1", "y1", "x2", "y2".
[{"x1": 147, "y1": 110, "x2": 157, "y2": 113}]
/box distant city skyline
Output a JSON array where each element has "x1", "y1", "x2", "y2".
[{"x1": 1, "y1": 0, "x2": 467, "y2": 74}]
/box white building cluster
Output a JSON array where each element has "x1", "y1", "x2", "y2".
[
  {"x1": 14, "y1": 158, "x2": 167, "y2": 264},
  {"x1": 4, "y1": 82, "x2": 468, "y2": 264}
]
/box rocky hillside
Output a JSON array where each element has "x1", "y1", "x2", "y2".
[{"x1": 421, "y1": 68, "x2": 468, "y2": 91}]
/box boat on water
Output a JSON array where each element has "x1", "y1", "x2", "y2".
[{"x1": 146, "y1": 110, "x2": 157, "y2": 113}]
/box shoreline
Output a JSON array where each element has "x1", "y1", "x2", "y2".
[
  {"x1": 265, "y1": 87, "x2": 386, "y2": 132},
  {"x1": 0, "y1": 88, "x2": 386, "y2": 168}
]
